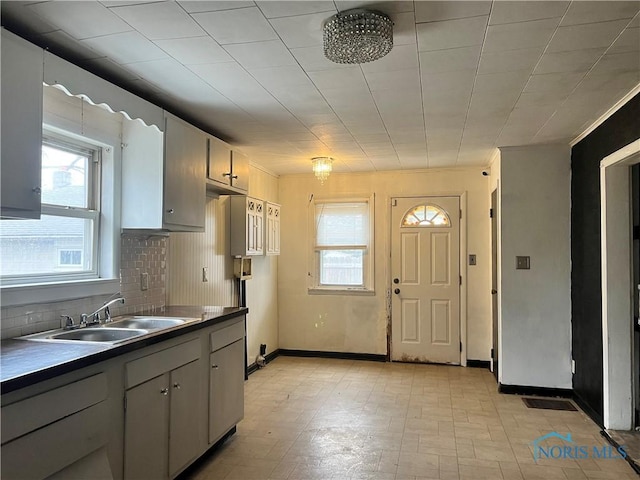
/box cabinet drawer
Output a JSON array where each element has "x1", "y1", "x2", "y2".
[
  {"x1": 210, "y1": 320, "x2": 244, "y2": 352},
  {"x1": 126, "y1": 338, "x2": 200, "y2": 389},
  {"x1": 2, "y1": 373, "x2": 107, "y2": 444},
  {"x1": 2, "y1": 401, "x2": 109, "y2": 480}
]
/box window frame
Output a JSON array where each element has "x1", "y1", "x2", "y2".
[
  {"x1": 0, "y1": 121, "x2": 120, "y2": 306},
  {"x1": 308, "y1": 195, "x2": 375, "y2": 295}
]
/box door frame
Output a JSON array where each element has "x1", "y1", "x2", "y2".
[
  {"x1": 387, "y1": 192, "x2": 468, "y2": 366},
  {"x1": 600, "y1": 139, "x2": 640, "y2": 430}
]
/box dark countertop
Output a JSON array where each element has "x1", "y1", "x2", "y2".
[{"x1": 1, "y1": 305, "x2": 247, "y2": 395}]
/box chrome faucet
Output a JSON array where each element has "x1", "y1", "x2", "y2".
[{"x1": 80, "y1": 294, "x2": 125, "y2": 326}]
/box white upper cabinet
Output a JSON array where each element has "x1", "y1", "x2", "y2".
[
  {"x1": 122, "y1": 112, "x2": 206, "y2": 231},
  {"x1": 230, "y1": 196, "x2": 264, "y2": 256},
  {"x1": 1, "y1": 29, "x2": 44, "y2": 219},
  {"x1": 265, "y1": 202, "x2": 281, "y2": 256},
  {"x1": 206, "y1": 136, "x2": 249, "y2": 195}
]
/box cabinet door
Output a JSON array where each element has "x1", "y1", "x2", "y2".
[
  {"x1": 1, "y1": 29, "x2": 43, "y2": 219},
  {"x1": 230, "y1": 150, "x2": 249, "y2": 192},
  {"x1": 209, "y1": 339, "x2": 245, "y2": 444},
  {"x1": 255, "y1": 202, "x2": 264, "y2": 254},
  {"x1": 266, "y1": 203, "x2": 280, "y2": 256},
  {"x1": 169, "y1": 360, "x2": 202, "y2": 477},
  {"x1": 207, "y1": 136, "x2": 231, "y2": 186},
  {"x1": 163, "y1": 114, "x2": 206, "y2": 230},
  {"x1": 125, "y1": 374, "x2": 170, "y2": 480}
]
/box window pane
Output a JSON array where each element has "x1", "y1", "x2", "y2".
[
  {"x1": 316, "y1": 202, "x2": 368, "y2": 246},
  {"x1": 319, "y1": 249, "x2": 363, "y2": 286},
  {"x1": 401, "y1": 203, "x2": 450, "y2": 227},
  {"x1": 0, "y1": 215, "x2": 94, "y2": 276},
  {"x1": 41, "y1": 144, "x2": 90, "y2": 208}
]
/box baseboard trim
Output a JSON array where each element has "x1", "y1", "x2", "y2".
[
  {"x1": 247, "y1": 349, "x2": 281, "y2": 376},
  {"x1": 601, "y1": 430, "x2": 640, "y2": 475},
  {"x1": 573, "y1": 392, "x2": 604, "y2": 428},
  {"x1": 467, "y1": 360, "x2": 490, "y2": 369},
  {"x1": 498, "y1": 383, "x2": 573, "y2": 398},
  {"x1": 278, "y1": 349, "x2": 386, "y2": 362}
]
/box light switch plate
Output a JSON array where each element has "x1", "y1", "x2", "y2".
[
  {"x1": 469, "y1": 254, "x2": 476, "y2": 266},
  {"x1": 516, "y1": 256, "x2": 530, "y2": 270},
  {"x1": 140, "y1": 272, "x2": 149, "y2": 291}
]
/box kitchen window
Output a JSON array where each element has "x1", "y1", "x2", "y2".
[{"x1": 310, "y1": 196, "x2": 374, "y2": 294}]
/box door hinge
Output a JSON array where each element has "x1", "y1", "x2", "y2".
[
  {"x1": 391, "y1": 199, "x2": 397, "y2": 207},
  {"x1": 459, "y1": 275, "x2": 462, "y2": 286},
  {"x1": 459, "y1": 209, "x2": 462, "y2": 219},
  {"x1": 460, "y1": 341, "x2": 462, "y2": 352},
  {"x1": 491, "y1": 348, "x2": 494, "y2": 359},
  {"x1": 124, "y1": 396, "x2": 127, "y2": 411},
  {"x1": 489, "y1": 208, "x2": 494, "y2": 218}
]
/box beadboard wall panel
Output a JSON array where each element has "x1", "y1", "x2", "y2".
[{"x1": 167, "y1": 165, "x2": 279, "y2": 367}]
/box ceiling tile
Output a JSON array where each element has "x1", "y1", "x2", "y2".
[
  {"x1": 81, "y1": 31, "x2": 168, "y2": 65},
  {"x1": 308, "y1": 67, "x2": 368, "y2": 91},
  {"x1": 224, "y1": 40, "x2": 296, "y2": 69},
  {"x1": 392, "y1": 11, "x2": 418, "y2": 46},
  {"x1": 100, "y1": 1, "x2": 165, "y2": 6},
  {"x1": 422, "y1": 71, "x2": 476, "y2": 96},
  {"x1": 154, "y1": 37, "x2": 233, "y2": 65},
  {"x1": 590, "y1": 51, "x2": 640, "y2": 75},
  {"x1": 419, "y1": 45, "x2": 481, "y2": 74},
  {"x1": 534, "y1": 48, "x2": 606, "y2": 75},
  {"x1": 524, "y1": 72, "x2": 586, "y2": 96},
  {"x1": 561, "y1": 1, "x2": 640, "y2": 26},
  {"x1": 1, "y1": 1, "x2": 58, "y2": 34},
  {"x1": 193, "y1": 7, "x2": 277, "y2": 44},
  {"x1": 256, "y1": 1, "x2": 335, "y2": 19},
  {"x1": 40, "y1": 30, "x2": 104, "y2": 60},
  {"x1": 249, "y1": 65, "x2": 314, "y2": 90},
  {"x1": 189, "y1": 62, "x2": 267, "y2": 99},
  {"x1": 477, "y1": 47, "x2": 544, "y2": 74},
  {"x1": 365, "y1": 69, "x2": 421, "y2": 92},
  {"x1": 473, "y1": 71, "x2": 531, "y2": 94},
  {"x1": 608, "y1": 27, "x2": 640, "y2": 54},
  {"x1": 484, "y1": 17, "x2": 560, "y2": 53},
  {"x1": 489, "y1": 1, "x2": 569, "y2": 25},
  {"x1": 290, "y1": 45, "x2": 352, "y2": 72},
  {"x1": 178, "y1": 1, "x2": 256, "y2": 14},
  {"x1": 336, "y1": 1, "x2": 414, "y2": 14},
  {"x1": 417, "y1": 15, "x2": 488, "y2": 52},
  {"x1": 27, "y1": 1, "x2": 132, "y2": 40},
  {"x1": 360, "y1": 44, "x2": 419, "y2": 73},
  {"x1": 547, "y1": 20, "x2": 630, "y2": 53},
  {"x1": 415, "y1": 1, "x2": 491, "y2": 23},
  {"x1": 81, "y1": 56, "x2": 141, "y2": 81},
  {"x1": 269, "y1": 11, "x2": 329, "y2": 48},
  {"x1": 110, "y1": 1, "x2": 205, "y2": 40}
]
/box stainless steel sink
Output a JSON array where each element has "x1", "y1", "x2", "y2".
[
  {"x1": 109, "y1": 317, "x2": 189, "y2": 330},
  {"x1": 21, "y1": 327, "x2": 149, "y2": 344}
]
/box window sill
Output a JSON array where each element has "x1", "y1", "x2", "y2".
[
  {"x1": 308, "y1": 287, "x2": 375, "y2": 296},
  {"x1": 1, "y1": 278, "x2": 120, "y2": 307}
]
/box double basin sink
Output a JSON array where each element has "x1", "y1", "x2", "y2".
[{"x1": 20, "y1": 316, "x2": 199, "y2": 344}]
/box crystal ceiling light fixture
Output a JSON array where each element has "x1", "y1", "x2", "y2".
[
  {"x1": 323, "y1": 9, "x2": 393, "y2": 64},
  {"x1": 311, "y1": 157, "x2": 333, "y2": 184}
]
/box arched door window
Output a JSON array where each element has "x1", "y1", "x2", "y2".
[{"x1": 401, "y1": 203, "x2": 450, "y2": 227}]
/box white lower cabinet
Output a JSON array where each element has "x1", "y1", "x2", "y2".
[
  {"x1": 124, "y1": 339, "x2": 202, "y2": 480},
  {"x1": 209, "y1": 339, "x2": 244, "y2": 444}
]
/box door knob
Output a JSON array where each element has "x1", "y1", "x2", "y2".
[
  {"x1": 166, "y1": 208, "x2": 174, "y2": 214},
  {"x1": 212, "y1": 364, "x2": 219, "y2": 369},
  {"x1": 160, "y1": 388, "x2": 169, "y2": 396},
  {"x1": 491, "y1": 289, "x2": 497, "y2": 294},
  {"x1": 173, "y1": 383, "x2": 181, "y2": 389},
  {"x1": 394, "y1": 288, "x2": 400, "y2": 295},
  {"x1": 393, "y1": 278, "x2": 399, "y2": 284}
]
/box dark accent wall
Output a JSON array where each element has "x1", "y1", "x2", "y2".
[{"x1": 571, "y1": 94, "x2": 640, "y2": 425}]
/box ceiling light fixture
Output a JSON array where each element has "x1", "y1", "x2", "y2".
[
  {"x1": 311, "y1": 157, "x2": 333, "y2": 184},
  {"x1": 323, "y1": 9, "x2": 393, "y2": 64}
]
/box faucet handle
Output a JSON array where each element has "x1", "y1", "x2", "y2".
[
  {"x1": 80, "y1": 313, "x2": 88, "y2": 326},
  {"x1": 104, "y1": 306, "x2": 112, "y2": 323},
  {"x1": 60, "y1": 315, "x2": 74, "y2": 329}
]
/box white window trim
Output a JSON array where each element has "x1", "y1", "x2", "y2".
[
  {"x1": 0, "y1": 124, "x2": 120, "y2": 307},
  {"x1": 308, "y1": 194, "x2": 375, "y2": 295}
]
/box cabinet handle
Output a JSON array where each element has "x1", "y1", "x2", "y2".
[
  {"x1": 173, "y1": 383, "x2": 181, "y2": 390},
  {"x1": 166, "y1": 208, "x2": 174, "y2": 214},
  {"x1": 160, "y1": 388, "x2": 169, "y2": 396},
  {"x1": 212, "y1": 364, "x2": 219, "y2": 369},
  {"x1": 231, "y1": 175, "x2": 238, "y2": 179},
  {"x1": 222, "y1": 172, "x2": 232, "y2": 177},
  {"x1": 32, "y1": 187, "x2": 41, "y2": 195}
]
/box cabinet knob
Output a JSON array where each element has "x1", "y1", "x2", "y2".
[
  {"x1": 231, "y1": 175, "x2": 238, "y2": 179},
  {"x1": 394, "y1": 288, "x2": 400, "y2": 295},
  {"x1": 173, "y1": 383, "x2": 181, "y2": 390},
  {"x1": 32, "y1": 186, "x2": 41, "y2": 195},
  {"x1": 166, "y1": 208, "x2": 174, "y2": 214},
  {"x1": 222, "y1": 172, "x2": 232, "y2": 178},
  {"x1": 212, "y1": 364, "x2": 219, "y2": 369},
  {"x1": 160, "y1": 388, "x2": 169, "y2": 396}
]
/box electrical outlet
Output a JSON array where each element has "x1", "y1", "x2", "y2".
[
  {"x1": 202, "y1": 267, "x2": 208, "y2": 283},
  {"x1": 140, "y1": 272, "x2": 149, "y2": 291},
  {"x1": 469, "y1": 254, "x2": 477, "y2": 266}
]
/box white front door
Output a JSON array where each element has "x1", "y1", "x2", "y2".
[{"x1": 391, "y1": 196, "x2": 461, "y2": 364}]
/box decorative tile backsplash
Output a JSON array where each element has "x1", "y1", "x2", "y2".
[{"x1": 0, "y1": 234, "x2": 168, "y2": 339}]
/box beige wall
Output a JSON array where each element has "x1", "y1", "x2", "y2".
[
  {"x1": 278, "y1": 167, "x2": 492, "y2": 360},
  {"x1": 167, "y1": 165, "x2": 279, "y2": 367}
]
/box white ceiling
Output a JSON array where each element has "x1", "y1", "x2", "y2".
[{"x1": 2, "y1": 1, "x2": 639, "y2": 175}]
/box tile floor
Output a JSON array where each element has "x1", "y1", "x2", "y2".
[{"x1": 187, "y1": 357, "x2": 638, "y2": 479}]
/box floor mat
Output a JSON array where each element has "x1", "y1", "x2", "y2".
[{"x1": 522, "y1": 397, "x2": 578, "y2": 411}]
